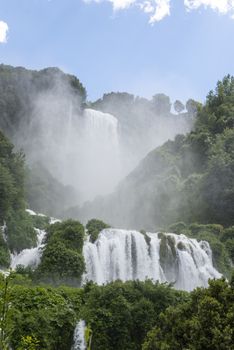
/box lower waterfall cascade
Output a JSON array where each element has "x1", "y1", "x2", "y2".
[
  {"x1": 83, "y1": 229, "x2": 221, "y2": 291},
  {"x1": 9, "y1": 225, "x2": 221, "y2": 292}
]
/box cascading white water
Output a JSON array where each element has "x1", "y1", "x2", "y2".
[
  {"x1": 10, "y1": 210, "x2": 60, "y2": 270},
  {"x1": 72, "y1": 320, "x2": 86, "y2": 350},
  {"x1": 83, "y1": 109, "x2": 119, "y2": 149},
  {"x1": 79, "y1": 109, "x2": 121, "y2": 199},
  {"x1": 9, "y1": 223, "x2": 221, "y2": 292},
  {"x1": 83, "y1": 229, "x2": 221, "y2": 291},
  {"x1": 10, "y1": 228, "x2": 46, "y2": 269}
]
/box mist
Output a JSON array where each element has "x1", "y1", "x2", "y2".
[{"x1": 6, "y1": 68, "x2": 195, "y2": 213}]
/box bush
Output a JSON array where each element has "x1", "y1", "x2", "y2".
[
  {"x1": 168, "y1": 222, "x2": 187, "y2": 234},
  {"x1": 30, "y1": 214, "x2": 50, "y2": 230},
  {"x1": 36, "y1": 220, "x2": 86, "y2": 285},
  {"x1": 86, "y1": 219, "x2": 110, "y2": 243},
  {"x1": 6, "y1": 211, "x2": 37, "y2": 253}
]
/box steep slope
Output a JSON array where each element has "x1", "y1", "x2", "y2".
[{"x1": 0, "y1": 64, "x2": 86, "y2": 216}]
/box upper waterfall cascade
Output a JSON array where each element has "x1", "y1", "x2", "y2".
[
  {"x1": 83, "y1": 229, "x2": 221, "y2": 291},
  {"x1": 83, "y1": 109, "x2": 119, "y2": 146},
  {"x1": 80, "y1": 109, "x2": 121, "y2": 198}
]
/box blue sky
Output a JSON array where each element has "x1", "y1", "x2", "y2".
[{"x1": 0, "y1": 0, "x2": 234, "y2": 103}]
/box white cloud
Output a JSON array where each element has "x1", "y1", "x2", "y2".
[
  {"x1": 0, "y1": 21, "x2": 8, "y2": 43},
  {"x1": 85, "y1": 0, "x2": 171, "y2": 23},
  {"x1": 83, "y1": 0, "x2": 136, "y2": 10},
  {"x1": 184, "y1": 0, "x2": 234, "y2": 16},
  {"x1": 110, "y1": 0, "x2": 136, "y2": 10},
  {"x1": 83, "y1": 0, "x2": 234, "y2": 23},
  {"x1": 148, "y1": 0, "x2": 170, "y2": 23}
]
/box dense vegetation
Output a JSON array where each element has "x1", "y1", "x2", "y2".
[
  {"x1": 35, "y1": 220, "x2": 85, "y2": 286},
  {"x1": 0, "y1": 131, "x2": 36, "y2": 266},
  {"x1": 143, "y1": 277, "x2": 234, "y2": 350},
  {"x1": 86, "y1": 218, "x2": 110, "y2": 243},
  {"x1": 0, "y1": 273, "x2": 233, "y2": 350}
]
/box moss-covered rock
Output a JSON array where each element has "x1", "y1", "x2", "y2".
[{"x1": 140, "y1": 230, "x2": 151, "y2": 246}]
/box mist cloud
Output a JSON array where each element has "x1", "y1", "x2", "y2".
[
  {"x1": 83, "y1": 0, "x2": 234, "y2": 23},
  {"x1": 0, "y1": 21, "x2": 8, "y2": 43}
]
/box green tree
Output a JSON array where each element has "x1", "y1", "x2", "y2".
[
  {"x1": 143, "y1": 278, "x2": 234, "y2": 350},
  {"x1": 36, "y1": 220, "x2": 85, "y2": 285},
  {"x1": 86, "y1": 219, "x2": 110, "y2": 243},
  {"x1": 174, "y1": 100, "x2": 185, "y2": 114},
  {"x1": 152, "y1": 94, "x2": 171, "y2": 115}
]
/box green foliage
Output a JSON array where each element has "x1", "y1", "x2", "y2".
[
  {"x1": 0, "y1": 130, "x2": 36, "y2": 257},
  {"x1": 8, "y1": 286, "x2": 77, "y2": 350},
  {"x1": 16, "y1": 335, "x2": 40, "y2": 350},
  {"x1": 86, "y1": 219, "x2": 110, "y2": 243},
  {"x1": 45, "y1": 219, "x2": 85, "y2": 252},
  {"x1": 142, "y1": 278, "x2": 234, "y2": 350},
  {"x1": 0, "y1": 230, "x2": 10, "y2": 267},
  {"x1": 186, "y1": 98, "x2": 201, "y2": 116},
  {"x1": 30, "y1": 214, "x2": 50, "y2": 230},
  {"x1": 6, "y1": 211, "x2": 37, "y2": 253},
  {"x1": 1, "y1": 273, "x2": 233, "y2": 350},
  {"x1": 82, "y1": 280, "x2": 187, "y2": 350},
  {"x1": 0, "y1": 130, "x2": 24, "y2": 224},
  {"x1": 85, "y1": 326, "x2": 92, "y2": 350},
  {"x1": 0, "y1": 274, "x2": 12, "y2": 350},
  {"x1": 36, "y1": 220, "x2": 85, "y2": 285},
  {"x1": 168, "y1": 221, "x2": 187, "y2": 234}
]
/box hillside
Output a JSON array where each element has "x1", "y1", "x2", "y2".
[
  {"x1": 69, "y1": 76, "x2": 234, "y2": 230},
  {"x1": 0, "y1": 65, "x2": 195, "y2": 216}
]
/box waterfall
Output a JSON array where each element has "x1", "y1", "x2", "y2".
[
  {"x1": 9, "y1": 223, "x2": 221, "y2": 292},
  {"x1": 72, "y1": 320, "x2": 86, "y2": 350},
  {"x1": 83, "y1": 109, "x2": 119, "y2": 149},
  {"x1": 21, "y1": 91, "x2": 122, "y2": 201},
  {"x1": 10, "y1": 228, "x2": 46, "y2": 269},
  {"x1": 10, "y1": 210, "x2": 60, "y2": 270},
  {"x1": 83, "y1": 229, "x2": 221, "y2": 291},
  {"x1": 79, "y1": 109, "x2": 121, "y2": 199}
]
